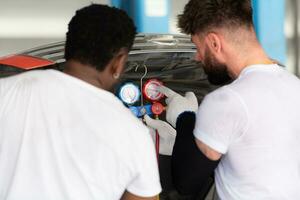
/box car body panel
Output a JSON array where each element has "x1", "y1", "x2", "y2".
[{"x1": 0, "y1": 54, "x2": 54, "y2": 69}]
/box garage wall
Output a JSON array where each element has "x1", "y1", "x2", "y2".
[
  {"x1": 1, "y1": 0, "x2": 290, "y2": 72},
  {"x1": 169, "y1": 0, "x2": 189, "y2": 34},
  {"x1": 0, "y1": 0, "x2": 109, "y2": 56},
  {"x1": 0, "y1": 0, "x2": 186, "y2": 57}
]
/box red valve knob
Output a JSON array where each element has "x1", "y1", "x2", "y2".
[{"x1": 151, "y1": 102, "x2": 164, "y2": 115}]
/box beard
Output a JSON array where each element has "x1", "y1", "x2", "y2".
[{"x1": 202, "y1": 48, "x2": 232, "y2": 85}]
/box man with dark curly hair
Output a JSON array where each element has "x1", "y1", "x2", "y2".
[
  {"x1": 147, "y1": 0, "x2": 300, "y2": 199},
  {"x1": 0, "y1": 4, "x2": 161, "y2": 200}
]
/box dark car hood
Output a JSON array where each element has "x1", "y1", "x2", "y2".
[{"x1": 0, "y1": 34, "x2": 220, "y2": 101}]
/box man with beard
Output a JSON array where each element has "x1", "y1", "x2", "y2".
[{"x1": 145, "y1": 0, "x2": 300, "y2": 199}]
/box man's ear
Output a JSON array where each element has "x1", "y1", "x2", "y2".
[
  {"x1": 206, "y1": 32, "x2": 222, "y2": 53},
  {"x1": 111, "y1": 48, "x2": 129, "y2": 78},
  {"x1": 205, "y1": 32, "x2": 227, "y2": 63}
]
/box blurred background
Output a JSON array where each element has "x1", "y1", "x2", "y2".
[{"x1": 0, "y1": 0, "x2": 299, "y2": 76}]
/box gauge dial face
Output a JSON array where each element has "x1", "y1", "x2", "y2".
[
  {"x1": 119, "y1": 83, "x2": 140, "y2": 105},
  {"x1": 143, "y1": 79, "x2": 164, "y2": 101}
]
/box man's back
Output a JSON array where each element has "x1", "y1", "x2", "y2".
[
  {"x1": 195, "y1": 64, "x2": 300, "y2": 199},
  {"x1": 0, "y1": 70, "x2": 161, "y2": 200}
]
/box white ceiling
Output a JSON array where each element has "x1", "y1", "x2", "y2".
[{"x1": 0, "y1": 0, "x2": 110, "y2": 38}]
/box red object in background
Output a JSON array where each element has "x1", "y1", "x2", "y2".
[
  {"x1": 0, "y1": 55, "x2": 54, "y2": 70},
  {"x1": 155, "y1": 130, "x2": 160, "y2": 161}
]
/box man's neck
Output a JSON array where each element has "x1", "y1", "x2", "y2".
[
  {"x1": 228, "y1": 45, "x2": 273, "y2": 78},
  {"x1": 63, "y1": 60, "x2": 105, "y2": 89}
]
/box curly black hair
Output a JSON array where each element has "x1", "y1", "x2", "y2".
[
  {"x1": 178, "y1": 0, "x2": 253, "y2": 34},
  {"x1": 64, "y1": 4, "x2": 137, "y2": 71}
]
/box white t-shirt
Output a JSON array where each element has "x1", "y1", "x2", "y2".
[
  {"x1": 0, "y1": 70, "x2": 161, "y2": 200},
  {"x1": 194, "y1": 64, "x2": 300, "y2": 200}
]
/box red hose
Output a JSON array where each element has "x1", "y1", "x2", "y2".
[{"x1": 155, "y1": 130, "x2": 159, "y2": 162}]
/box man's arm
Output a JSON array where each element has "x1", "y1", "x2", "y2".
[
  {"x1": 156, "y1": 86, "x2": 221, "y2": 195},
  {"x1": 121, "y1": 191, "x2": 158, "y2": 200},
  {"x1": 172, "y1": 112, "x2": 220, "y2": 196},
  {"x1": 195, "y1": 139, "x2": 222, "y2": 161}
]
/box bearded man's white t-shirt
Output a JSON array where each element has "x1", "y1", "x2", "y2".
[
  {"x1": 194, "y1": 64, "x2": 300, "y2": 200},
  {"x1": 0, "y1": 70, "x2": 161, "y2": 199}
]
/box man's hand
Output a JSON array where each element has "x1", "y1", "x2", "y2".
[
  {"x1": 158, "y1": 86, "x2": 198, "y2": 127},
  {"x1": 144, "y1": 115, "x2": 176, "y2": 156}
]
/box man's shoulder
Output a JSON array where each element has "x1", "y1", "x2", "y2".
[
  {"x1": 0, "y1": 70, "x2": 52, "y2": 92},
  {"x1": 202, "y1": 84, "x2": 247, "y2": 114},
  {"x1": 205, "y1": 85, "x2": 237, "y2": 101},
  {"x1": 209, "y1": 77, "x2": 254, "y2": 101}
]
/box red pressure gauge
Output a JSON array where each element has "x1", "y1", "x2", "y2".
[{"x1": 142, "y1": 79, "x2": 164, "y2": 102}]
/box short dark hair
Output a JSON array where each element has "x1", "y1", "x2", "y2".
[
  {"x1": 65, "y1": 4, "x2": 137, "y2": 71},
  {"x1": 178, "y1": 0, "x2": 253, "y2": 35}
]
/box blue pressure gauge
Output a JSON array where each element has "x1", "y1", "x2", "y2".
[{"x1": 119, "y1": 83, "x2": 140, "y2": 105}]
